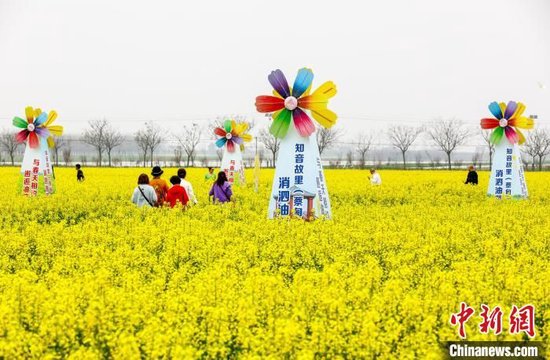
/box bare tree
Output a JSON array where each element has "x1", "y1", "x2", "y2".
[
  {"x1": 50, "y1": 137, "x2": 65, "y2": 166},
  {"x1": 147, "y1": 123, "x2": 163, "y2": 166},
  {"x1": 173, "y1": 146, "x2": 183, "y2": 167},
  {"x1": 480, "y1": 130, "x2": 495, "y2": 170},
  {"x1": 387, "y1": 125, "x2": 423, "y2": 169},
  {"x1": 355, "y1": 132, "x2": 373, "y2": 169},
  {"x1": 134, "y1": 128, "x2": 150, "y2": 167},
  {"x1": 103, "y1": 126, "x2": 124, "y2": 167},
  {"x1": 427, "y1": 118, "x2": 469, "y2": 170},
  {"x1": 472, "y1": 150, "x2": 483, "y2": 169},
  {"x1": 0, "y1": 129, "x2": 20, "y2": 165},
  {"x1": 62, "y1": 145, "x2": 72, "y2": 166},
  {"x1": 175, "y1": 123, "x2": 202, "y2": 166},
  {"x1": 346, "y1": 150, "x2": 354, "y2": 168},
  {"x1": 83, "y1": 119, "x2": 108, "y2": 166},
  {"x1": 258, "y1": 129, "x2": 280, "y2": 167},
  {"x1": 316, "y1": 126, "x2": 343, "y2": 156},
  {"x1": 135, "y1": 122, "x2": 163, "y2": 167},
  {"x1": 216, "y1": 148, "x2": 223, "y2": 163},
  {"x1": 524, "y1": 129, "x2": 550, "y2": 171}
]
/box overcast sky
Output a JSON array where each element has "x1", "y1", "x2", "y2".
[{"x1": 0, "y1": 0, "x2": 548, "y2": 138}]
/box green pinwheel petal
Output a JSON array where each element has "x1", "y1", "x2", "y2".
[
  {"x1": 490, "y1": 127, "x2": 504, "y2": 144},
  {"x1": 223, "y1": 120, "x2": 232, "y2": 133},
  {"x1": 12, "y1": 117, "x2": 28, "y2": 129},
  {"x1": 270, "y1": 109, "x2": 292, "y2": 139}
]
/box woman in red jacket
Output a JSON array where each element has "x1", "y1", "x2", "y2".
[{"x1": 165, "y1": 176, "x2": 189, "y2": 208}]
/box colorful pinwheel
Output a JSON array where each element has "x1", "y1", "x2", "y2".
[
  {"x1": 214, "y1": 120, "x2": 252, "y2": 153},
  {"x1": 480, "y1": 101, "x2": 534, "y2": 144},
  {"x1": 13, "y1": 106, "x2": 63, "y2": 148},
  {"x1": 255, "y1": 68, "x2": 337, "y2": 138}
]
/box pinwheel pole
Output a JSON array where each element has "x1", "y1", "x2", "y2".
[
  {"x1": 13, "y1": 106, "x2": 63, "y2": 196},
  {"x1": 255, "y1": 68, "x2": 337, "y2": 220},
  {"x1": 481, "y1": 101, "x2": 534, "y2": 199},
  {"x1": 214, "y1": 120, "x2": 252, "y2": 186}
]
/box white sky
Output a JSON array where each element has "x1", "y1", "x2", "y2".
[{"x1": 0, "y1": 0, "x2": 549, "y2": 139}]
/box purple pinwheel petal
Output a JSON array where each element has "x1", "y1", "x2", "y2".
[
  {"x1": 232, "y1": 136, "x2": 243, "y2": 145},
  {"x1": 268, "y1": 69, "x2": 291, "y2": 98},
  {"x1": 504, "y1": 101, "x2": 517, "y2": 119},
  {"x1": 34, "y1": 126, "x2": 50, "y2": 138}
]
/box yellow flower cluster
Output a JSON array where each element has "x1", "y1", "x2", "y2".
[{"x1": 0, "y1": 168, "x2": 548, "y2": 359}]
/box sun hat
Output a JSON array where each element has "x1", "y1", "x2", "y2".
[{"x1": 151, "y1": 166, "x2": 163, "y2": 176}]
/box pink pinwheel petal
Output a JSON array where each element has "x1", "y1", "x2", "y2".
[
  {"x1": 226, "y1": 139, "x2": 235, "y2": 153},
  {"x1": 504, "y1": 126, "x2": 519, "y2": 144},
  {"x1": 292, "y1": 108, "x2": 315, "y2": 137}
]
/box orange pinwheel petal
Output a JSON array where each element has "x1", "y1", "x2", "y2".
[{"x1": 508, "y1": 116, "x2": 534, "y2": 130}]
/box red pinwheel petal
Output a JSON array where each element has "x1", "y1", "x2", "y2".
[
  {"x1": 226, "y1": 139, "x2": 235, "y2": 153},
  {"x1": 480, "y1": 118, "x2": 499, "y2": 129},
  {"x1": 16, "y1": 129, "x2": 29, "y2": 143},
  {"x1": 292, "y1": 108, "x2": 315, "y2": 137},
  {"x1": 214, "y1": 127, "x2": 227, "y2": 137},
  {"x1": 504, "y1": 126, "x2": 519, "y2": 144},
  {"x1": 28, "y1": 131, "x2": 39, "y2": 148},
  {"x1": 255, "y1": 96, "x2": 284, "y2": 113}
]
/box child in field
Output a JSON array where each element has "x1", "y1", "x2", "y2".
[
  {"x1": 465, "y1": 165, "x2": 478, "y2": 185},
  {"x1": 178, "y1": 168, "x2": 198, "y2": 205},
  {"x1": 204, "y1": 167, "x2": 216, "y2": 182},
  {"x1": 165, "y1": 176, "x2": 189, "y2": 208},
  {"x1": 149, "y1": 166, "x2": 169, "y2": 206},
  {"x1": 76, "y1": 164, "x2": 85, "y2": 181},
  {"x1": 209, "y1": 171, "x2": 233, "y2": 204},
  {"x1": 369, "y1": 169, "x2": 382, "y2": 185},
  {"x1": 131, "y1": 174, "x2": 157, "y2": 207}
]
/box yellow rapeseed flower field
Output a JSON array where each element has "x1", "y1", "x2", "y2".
[{"x1": 0, "y1": 167, "x2": 548, "y2": 359}]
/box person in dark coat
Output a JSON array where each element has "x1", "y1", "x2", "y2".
[{"x1": 465, "y1": 165, "x2": 478, "y2": 185}]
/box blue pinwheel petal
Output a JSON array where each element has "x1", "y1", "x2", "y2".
[
  {"x1": 268, "y1": 69, "x2": 290, "y2": 98},
  {"x1": 488, "y1": 102, "x2": 503, "y2": 119},
  {"x1": 292, "y1": 68, "x2": 314, "y2": 98},
  {"x1": 504, "y1": 101, "x2": 517, "y2": 119},
  {"x1": 34, "y1": 112, "x2": 48, "y2": 126},
  {"x1": 215, "y1": 138, "x2": 227, "y2": 148}
]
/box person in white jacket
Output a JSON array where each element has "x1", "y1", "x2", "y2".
[
  {"x1": 178, "y1": 168, "x2": 198, "y2": 205},
  {"x1": 369, "y1": 169, "x2": 382, "y2": 185},
  {"x1": 131, "y1": 174, "x2": 158, "y2": 207}
]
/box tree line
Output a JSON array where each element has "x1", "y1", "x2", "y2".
[{"x1": 1, "y1": 118, "x2": 550, "y2": 170}]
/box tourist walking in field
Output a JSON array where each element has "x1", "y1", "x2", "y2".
[
  {"x1": 149, "y1": 166, "x2": 169, "y2": 206},
  {"x1": 369, "y1": 169, "x2": 382, "y2": 185},
  {"x1": 178, "y1": 168, "x2": 198, "y2": 205},
  {"x1": 464, "y1": 165, "x2": 479, "y2": 185},
  {"x1": 165, "y1": 176, "x2": 189, "y2": 208},
  {"x1": 204, "y1": 167, "x2": 216, "y2": 182},
  {"x1": 209, "y1": 171, "x2": 233, "y2": 204},
  {"x1": 131, "y1": 174, "x2": 157, "y2": 207},
  {"x1": 76, "y1": 164, "x2": 85, "y2": 182}
]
